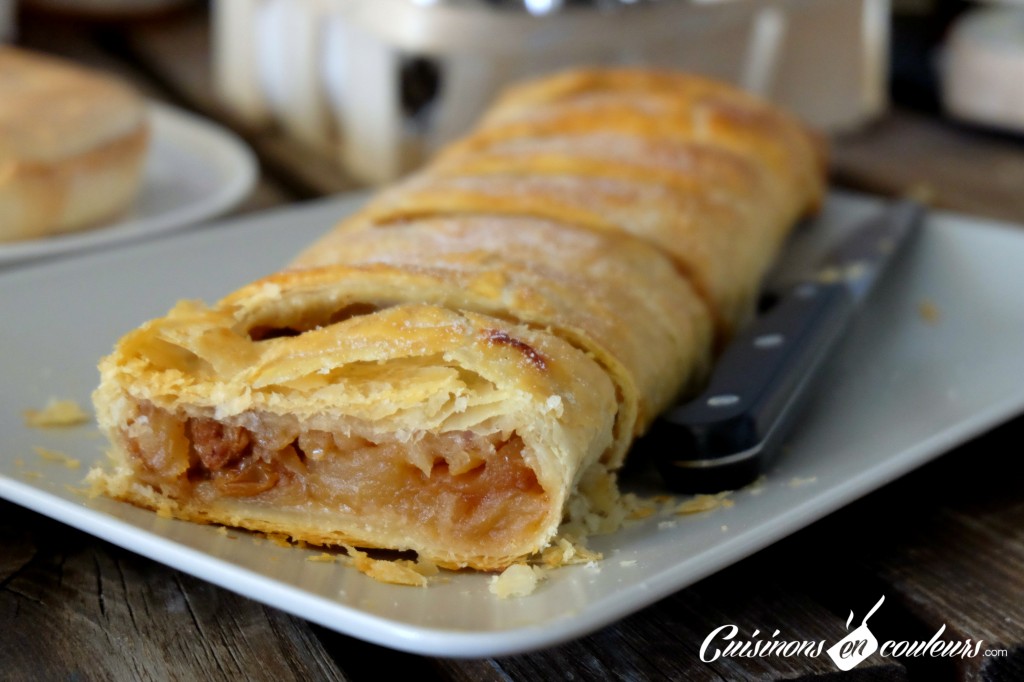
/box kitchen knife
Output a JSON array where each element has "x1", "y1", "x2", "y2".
[{"x1": 646, "y1": 199, "x2": 926, "y2": 493}]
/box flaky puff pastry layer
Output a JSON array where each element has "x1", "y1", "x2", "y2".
[
  {"x1": 292, "y1": 217, "x2": 715, "y2": 464},
  {"x1": 94, "y1": 275, "x2": 618, "y2": 569},
  {"x1": 93, "y1": 67, "x2": 825, "y2": 570}
]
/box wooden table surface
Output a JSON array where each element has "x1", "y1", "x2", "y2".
[{"x1": 3, "y1": 7, "x2": 1023, "y2": 681}]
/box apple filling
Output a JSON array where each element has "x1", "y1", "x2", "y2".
[{"x1": 120, "y1": 403, "x2": 551, "y2": 553}]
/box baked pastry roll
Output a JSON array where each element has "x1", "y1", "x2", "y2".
[
  {"x1": 469, "y1": 68, "x2": 826, "y2": 214},
  {"x1": 0, "y1": 47, "x2": 148, "y2": 243},
  {"x1": 333, "y1": 71, "x2": 824, "y2": 336},
  {"x1": 291, "y1": 216, "x2": 715, "y2": 465},
  {"x1": 354, "y1": 145, "x2": 775, "y2": 336},
  {"x1": 92, "y1": 68, "x2": 825, "y2": 570}
]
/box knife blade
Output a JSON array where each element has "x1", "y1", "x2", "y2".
[{"x1": 645, "y1": 199, "x2": 926, "y2": 493}]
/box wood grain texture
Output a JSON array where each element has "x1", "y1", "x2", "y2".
[
  {"x1": 435, "y1": 492, "x2": 912, "y2": 682},
  {"x1": 863, "y1": 420, "x2": 1024, "y2": 682},
  {"x1": 436, "y1": 578, "x2": 908, "y2": 681},
  {"x1": 832, "y1": 109, "x2": 1024, "y2": 225},
  {"x1": 752, "y1": 416, "x2": 1024, "y2": 682},
  {"x1": 0, "y1": 501, "x2": 347, "y2": 682}
]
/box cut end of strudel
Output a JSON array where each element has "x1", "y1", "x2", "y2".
[
  {"x1": 91, "y1": 68, "x2": 826, "y2": 571},
  {"x1": 92, "y1": 296, "x2": 617, "y2": 570}
]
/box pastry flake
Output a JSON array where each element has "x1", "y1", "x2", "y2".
[{"x1": 24, "y1": 398, "x2": 90, "y2": 427}]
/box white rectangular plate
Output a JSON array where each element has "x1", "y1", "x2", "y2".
[{"x1": 2, "y1": 191, "x2": 1022, "y2": 658}]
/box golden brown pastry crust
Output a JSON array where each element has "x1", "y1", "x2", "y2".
[
  {"x1": 477, "y1": 67, "x2": 828, "y2": 205},
  {"x1": 92, "y1": 67, "x2": 826, "y2": 570},
  {"x1": 292, "y1": 216, "x2": 715, "y2": 459},
  {"x1": 329, "y1": 71, "x2": 825, "y2": 337},
  {"x1": 94, "y1": 288, "x2": 620, "y2": 569},
  {"x1": 348, "y1": 157, "x2": 773, "y2": 335},
  {"x1": 0, "y1": 47, "x2": 148, "y2": 243}
]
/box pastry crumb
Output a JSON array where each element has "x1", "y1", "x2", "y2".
[
  {"x1": 406, "y1": 558, "x2": 440, "y2": 577},
  {"x1": 490, "y1": 564, "x2": 546, "y2": 598},
  {"x1": 561, "y1": 464, "x2": 660, "y2": 544},
  {"x1": 266, "y1": 533, "x2": 293, "y2": 548},
  {"x1": 721, "y1": 525, "x2": 729, "y2": 533},
  {"x1": 83, "y1": 468, "x2": 105, "y2": 498},
  {"x1": 32, "y1": 446, "x2": 80, "y2": 469},
  {"x1": 344, "y1": 546, "x2": 429, "y2": 587},
  {"x1": 746, "y1": 474, "x2": 768, "y2": 495},
  {"x1": 538, "y1": 536, "x2": 601, "y2": 568},
  {"x1": 918, "y1": 299, "x2": 940, "y2": 325},
  {"x1": 307, "y1": 552, "x2": 337, "y2": 563},
  {"x1": 622, "y1": 492, "x2": 659, "y2": 522},
  {"x1": 619, "y1": 559, "x2": 637, "y2": 567},
  {"x1": 675, "y1": 491, "x2": 734, "y2": 515},
  {"x1": 788, "y1": 476, "x2": 817, "y2": 488},
  {"x1": 905, "y1": 182, "x2": 936, "y2": 206},
  {"x1": 24, "y1": 399, "x2": 90, "y2": 427},
  {"x1": 628, "y1": 505, "x2": 656, "y2": 520},
  {"x1": 20, "y1": 471, "x2": 43, "y2": 480},
  {"x1": 657, "y1": 520, "x2": 677, "y2": 530},
  {"x1": 562, "y1": 464, "x2": 628, "y2": 537},
  {"x1": 155, "y1": 500, "x2": 175, "y2": 519},
  {"x1": 540, "y1": 537, "x2": 577, "y2": 568}
]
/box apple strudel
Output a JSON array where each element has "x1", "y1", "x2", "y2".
[{"x1": 91, "y1": 68, "x2": 826, "y2": 571}]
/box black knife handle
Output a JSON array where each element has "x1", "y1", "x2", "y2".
[{"x1": 651, "y1": 279, "x2": 856, "y2": 493}]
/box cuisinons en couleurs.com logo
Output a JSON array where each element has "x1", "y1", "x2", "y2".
[{"x1": 699, "y1": 595, "x2": 998, "y2": 671}]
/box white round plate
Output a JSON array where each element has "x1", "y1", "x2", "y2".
[{"x1": 0, "y1": 102, "x2": 257, "y2": 267}]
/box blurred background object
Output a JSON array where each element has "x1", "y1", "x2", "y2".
[
  {"x1": 0, "y1": 0, "x2": 13, "y2": 40},
  {"x1": 889, "y1": 0, "x2": 968, "y2": 112},
  {"x1": 7, "y1": 0, "x2": 1021, "y2": 207},
  {"x1": 942, "y1": 2, "x2": 1024, "y2": 133},
  {"x1": 21, "y1": 0, "x2": 196, "y2": 19},
  {"x1": 212, "y1": 0, "x2": 892, "y2": 183}
]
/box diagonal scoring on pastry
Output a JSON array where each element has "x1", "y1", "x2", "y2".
[{"x1": 91, "y1": 68, "x2": 826, "y2": 571}]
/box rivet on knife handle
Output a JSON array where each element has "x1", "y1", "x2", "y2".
[{"x1": 653, "y1": 281, "x2": 854, "y2": 493}]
